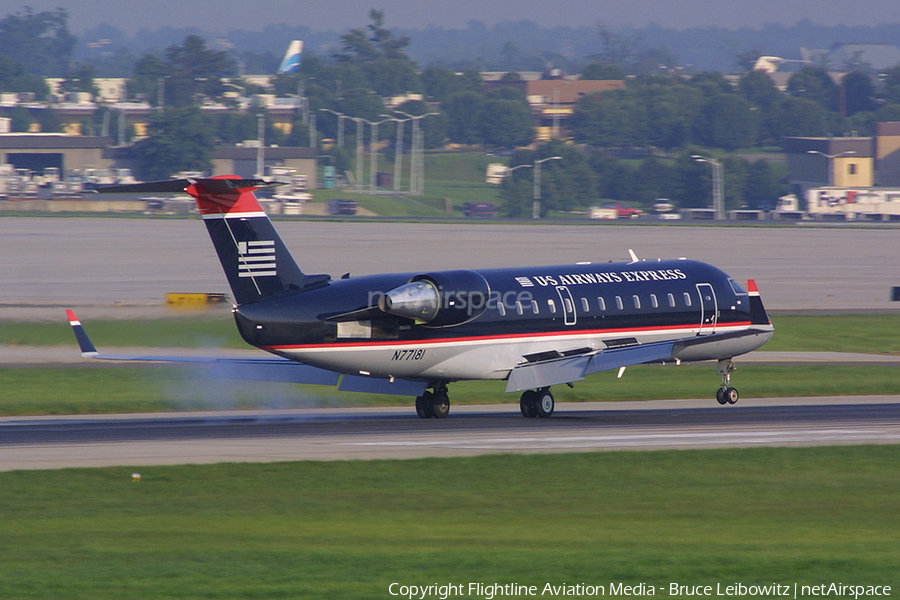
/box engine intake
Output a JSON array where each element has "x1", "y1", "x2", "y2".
[
  {"x1": 378, "y1": 270, "x2": 491, "y2": 327},
  {"x1": 378, "y1": 279, "x2": 440, "y2": 322}
]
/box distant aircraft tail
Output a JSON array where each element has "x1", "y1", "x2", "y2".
[
  {"x1": 97, "y1": 176, "x2": 328, "y2": 305},
  {"x1": 277, "y1": 40, "x2": 303, "y2": 74}
]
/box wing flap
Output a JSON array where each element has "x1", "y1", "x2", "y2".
[
  {"x1": 583, "y1": 340, "x2": 677, "y2": 375},
  {"x1": 505, "y1": 340, "x2": 677, "y2": 393},
  {"x1": 505, "y1": 355, "x2": 591, "y2": 393}
]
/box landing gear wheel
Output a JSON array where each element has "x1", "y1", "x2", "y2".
[
  {"x1": 716, "y1": 359, "x2": 739, "y2": 406},
  {"x1": 415, "y1": 392, "x2": 433, "y2": 418},
  {"x1": 724, "y1": 387, "x2": 739, "y2": 405},
  {"x1": 520, "y1": 390, "x2": 538, "y2": 417},
  {"x1": 431, "y1": 391, "x2": 450, "y2": 419},
  {"x1": 534, "y1": 388, "x2": 555, "y2": 418}
]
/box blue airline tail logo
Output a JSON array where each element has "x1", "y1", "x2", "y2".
[{"x1": 277, "y1": 40, "x2": 303, "y2": 74}]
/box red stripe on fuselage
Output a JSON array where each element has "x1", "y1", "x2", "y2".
[{"x1": 262, "y1": 321, "x2": 753, "y2": 352}]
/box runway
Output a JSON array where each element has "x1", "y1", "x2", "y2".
[{"x1": 2, "y1": 396, "x2": 898, "y2": 471}]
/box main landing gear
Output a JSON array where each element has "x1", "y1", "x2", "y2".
[
  {"x1": 520, "y1": 387, "x2": 555, "y2": 418},
  {"x1": 716, "y1": 358, "x2": 739, "y2": 405},
  {"x1": 415, "y1": 383, "x2": 450, "y2": 419}
]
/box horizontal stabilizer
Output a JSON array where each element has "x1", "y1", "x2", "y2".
[{"x1": 95, "y1": 178, "x2": 285, "y2": 195}]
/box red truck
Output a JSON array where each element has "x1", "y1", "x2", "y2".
[{"x1": 601, "y1": 201, "x2": 643, "y2": 219}]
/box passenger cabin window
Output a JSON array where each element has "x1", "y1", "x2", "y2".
[
  {"x1": 564, "y1": 298, "x2": 574, "y2": 313},
  {"x1": 668, "y1": 293, "x2": 676, "y2": 307},
  {"x1": 650, "y1": 294, "x2": 659, "y2": 308},
  {"x1": 615, "y1": 296, "x2": 624, "y2": 310},
  {"x1": 632, "y1": 295, "x2": 641, "y2": 309},
  {"x1": 515, "y1": 301, "x2": 523, "y2": 316},
  {"x1": 581, "y1": 298, "x2": 590, "y2": 312},
  {"x1": 683, "y1": 292, "x2": 692, "y2": 307},
  {"x1": 598, "y1": 297, "x2": 606, "y2": 311},
  {"x1": 498, "y1": 303, "x2": 506, "y2": 316},
  {"x1": 532, "y1": 300, "x2": 539, "y2": 314},
  {"x1": 548, "y1": 299, "x2": 557, "y2": 313}
]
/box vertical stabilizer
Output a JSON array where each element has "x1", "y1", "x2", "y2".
[
  {"x1": 96, "y1": 176, "x2": 328, "y2": 305},
  {"x1": 188, "y1": 176, "x2": 326, "y2": 304},
  {"x1": 277, "y1": 40, "x2": 303, "y2": 74}
]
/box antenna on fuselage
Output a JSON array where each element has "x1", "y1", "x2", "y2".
[{"x1": 627, "y1": 249, "x2": 640, "y2": 264}]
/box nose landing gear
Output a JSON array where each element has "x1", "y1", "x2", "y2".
[{"x1": 716, "y1": 358, "x2": 739, "y2": 405}]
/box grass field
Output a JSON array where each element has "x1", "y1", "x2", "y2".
[
  {"x1": 0, "y1": 447, "x2": 897, "y2": 599},
  {"x1": 310, "y1": 151, "x2": 504, "y2": 216}
]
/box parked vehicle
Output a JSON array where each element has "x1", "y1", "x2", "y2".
[
  {"x1": 463, "y1": 202, "x2": 497, "y2": 218},
  {"x1": 601, "y1": 201, "x2": 643, "y2": 219},
  {"x1": 653, "y1": 198, "x2": 675, "y2": 213},
  {"x1": 327, "y1": 198, "x2": 357, "y2": 216}
]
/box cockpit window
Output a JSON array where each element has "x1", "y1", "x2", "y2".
[{"x1": 728, "y1": 278, "x2": 748, "y2": 295}]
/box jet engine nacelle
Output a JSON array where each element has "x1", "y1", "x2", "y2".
[{"x1": 378, "y1": 270, "x2": 491, "y2": 327}]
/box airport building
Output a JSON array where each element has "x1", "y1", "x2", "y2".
[{"x1": 783, "y1": 126, "x2": 900, "y2": 191}]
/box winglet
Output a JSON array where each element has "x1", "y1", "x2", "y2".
[
  {"x1": 746, "y1": 280, "x2": 770, "y2": 325},
  {"x1": 66, "y1": 310, "x2": 99, "y2": 357},
  {"x1": 747, "y1": 279, "x2": 760, "y2": 295}
]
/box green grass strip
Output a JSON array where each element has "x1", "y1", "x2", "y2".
[
  {"x1": 1, "y1": 363, "x2": 898, "y2": 416},
  {"x1": 0, "y1": 447, "x2": 897, "y2": 599}
]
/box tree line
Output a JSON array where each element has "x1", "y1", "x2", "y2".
[{"x1": 3, "y1": 8, "x2": 900, "y2": 209}]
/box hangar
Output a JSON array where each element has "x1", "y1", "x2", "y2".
[
  {"x1": 0, "y1": 134, "x2": 113, "y2": 174},
  {"x1": 0, "y1": 133, "x2": 318, "y2": 187}
]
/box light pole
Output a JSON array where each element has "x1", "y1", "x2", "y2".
[
  {"x1": 807, "y1": 150, "x2": 856, "y2": 187},
  {"x1": 381, "y1": 115, "x2": 411, "y2": 195},
  {"x1": 692, "y1": 155, "x2": 725, "y2": 220},
  {"x1": 320, "y1": 110, "x2": 366, "y2": 190},
  {"x1": 256, "y1": 112, "x2": 265, "y2": 178},
  {"x1": 533, "y1": 156, "x2": 562, "y2": 219},
  {"x1": 319, "y1": 108, "x2": 348, "y2": 148},
  {"x1": 359, "y1": 118, "x2": 392, "y2": 194},
  {"x1": 393, "y1": 111, "x2": 439, "y2": 195}
]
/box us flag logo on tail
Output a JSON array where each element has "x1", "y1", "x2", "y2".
[{"x1": 237, "y1": 240, "x2": 276, "y2": 277}]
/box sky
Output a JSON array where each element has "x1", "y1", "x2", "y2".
[{"x1": 1, "y1": 0, "x2": 899, "y2": 34}]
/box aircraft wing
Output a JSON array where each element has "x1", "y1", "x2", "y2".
[
  {"x1": 67, "y1": 310, "x2": 426, "y2": 395},
  {"x1": 504, "y1": 327, "x2": 771, "y2": 393},
  {"x1": 505, "y1": 340, "x2": 676, "y2": 393}
]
